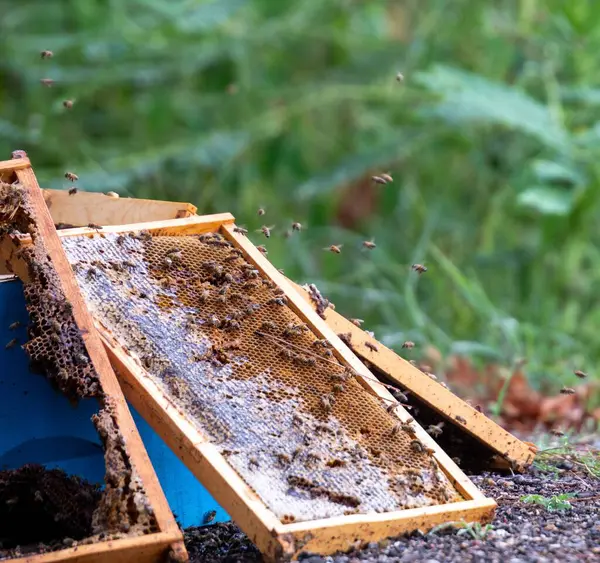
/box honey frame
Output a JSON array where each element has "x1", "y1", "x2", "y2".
[
  {"x1": 0, "y1": 156, "x2": 186, "y2": 563},
  {"x1": 43, "y1": 214, "x2": 496, "y2": 561},
  {"x1": 0, "y1": 181, "x2": 536, "y2": 472}
]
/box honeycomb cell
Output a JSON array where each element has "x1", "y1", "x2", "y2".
[{"x1": 61, "y1": 231, "x2": 464, "y2": 524}]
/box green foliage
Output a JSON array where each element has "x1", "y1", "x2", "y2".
[
  {"x1": 2, "y1": 1, "x2": 600, "y2": 393},
  {"x1": 429, "y1": 520, "x2": 494, "y2": 540},
  {"x1": 520, "y1": 493, "x2": 575, "y2": 512}
]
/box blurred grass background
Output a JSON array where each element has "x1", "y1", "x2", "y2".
[{"x1": 2, "y1": 0, "x2": 600, "y2": 395}]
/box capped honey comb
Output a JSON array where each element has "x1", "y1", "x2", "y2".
[{"x1": 61, "y1": 230, "x2": 464, "y2": 523}]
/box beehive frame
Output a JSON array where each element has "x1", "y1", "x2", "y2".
[
  {"x1": 0, "y1": 156, "x2": 186, "y2": 563},
  {"x1": 36, "y1": 213, "x2": 497, "y2": 562},
  {"x1": 17, "y1": 183, "x2": 535, "y2": 471},
  {"x1": 291, "y1": 282, "x2": 536, "y2": 472}
]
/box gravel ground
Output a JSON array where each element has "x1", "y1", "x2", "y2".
[{"x1": 184, "y1": 464, "x2": 600, "y2": 563}]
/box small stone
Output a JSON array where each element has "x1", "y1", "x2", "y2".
[{"x1": 544, "y1": 524, "x2": 558, "y2": 532}]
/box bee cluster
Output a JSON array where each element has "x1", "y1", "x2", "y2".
[{"x1": 62, "y1": 228, "x2": 463, "y2": 524}]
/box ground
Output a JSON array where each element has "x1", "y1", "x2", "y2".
[{"x1": 184, "y1": 463, "x2": 600, "y2": 563}]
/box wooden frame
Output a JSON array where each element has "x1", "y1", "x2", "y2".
[
  {"x1": 290, "y1": 282, "x2": 536, "y2": 472},
  {"x1": 0, "y1": 156, "x2": 186, "y2": 563},
  {"x1": 51, "y1": 215, "x2": 496, "y2": 561}
]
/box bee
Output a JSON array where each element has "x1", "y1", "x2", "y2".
[
  {"x1": 574, "y1": 369, "x2": 587, "y2": 379},
  {"x1": 364, "y1": 341, "x2": 378, "y2": 352},
  {"x1": 280, "y1": 348, "x2": 294, "y2": 360},
  {"x1": 256, "y1": 245, "x2": 268, "y2": 255},
  {"x1": 455, "y1": 415, "x2": 467, "y2": 425},
  {"x1": 63, "y1": 100, "x2": 74, "y2": 109},
  {"x1": 390, "y1": 423, "x2": 401, "y2": 436},
  {"x1": 401, "y1": 422, "x2": 415, "y2": 433},
  {"x1": 362, "y1": 240, "x2": 376, "y2": 250},
  {"x1": 162, "y1": 257, "x2": 173, "y2": 268},
  {"x1": 267, "y1": 297, "x2": 287, "y2": 306},
  {"x1": 40, "y1": 78, "x2": 54, "y2": 87},
  {"x1": 386, "y1": 403, "x2": 398, "y2": 414},
  {"x1": 86, "y1": 266, "x2": 98, "y2": 279},
  {"x1": 40, "y1": 50, "x2": 54, "y2": 59},
  {"x1": 257, "y1": 208, "x2": 266, "y2": 216},
  {"x1": 410, "y1": 439, "x2": 424, "y2": 453},
  {"x1": 338, "y1": 332, "x2": 352, "y2": 345},
  {"x1": 411, "y1": 263, "x2": 427, "y2": 274},
  {"x1": 324, "y1": 244, "x2": 342, "y2": 254},
  {"x1": 380, "y1": 173, "x2": 393, "y2": 183},
  {"x1": 402, "y1": 341, "x2": 415, "y2": 349},
  {"x1": 233, "y1": 226, "x2": 248, "y2": 235},
  {"x1": 291, "y1": 222, "x2": 303, "y2": 232},
  {"x1": 560, "y1": 387, "x2": 576, "y2": 395},
  {"x1": 202, "y1": 510, "x2": 217, "y2": 525},
  {"x1": 396, "y1": 72, "x2": 404, "y2": 82},
  {"x1": 424, "y1": 447, "x2": 436, "y2": 456},
  {"x1": 257, "y1": 225, "x2": 275, "y2": 238},
  {"x1": 350, "y1": 318, "x2": 363, "y2": 327},
  {"x1": 320, "y1": 394, "x2": 333, "y2": 413},
  {"x1": 330, "y1": 373, "x2": 347, "y2": 383},
  {"x1": 248, "y1": 456, "x2": 259, "y2": 468},
  {"x1": 9, "y1": 321, "x2": 21, "y2": 330},
  {"x1": 452, "y1": 457, "x2": 461, "y2": 466},
  {"x1": 550, "y1": 429, "x2": 565, "y2": 437},
  {"x1": 278, "y1": 268, "x2": 285, "y2": 274},
  {"x1": 332, "y1": 383, "x2": 345, "y2": 393},
  {"x1": 5, "y1": 338, "x2": 18, "y2": 349},
  {"x1": 426, "y1": 422, "x2": 444, "y2": 438},
  {"x1": 74, "y1": 353, "x2": 89, "y2": 366},
  {"x1": 371, "y1": 176, "x2": 387, "y2": 185},
  {"x1": 65, "y1": 172, "x2": 79, "y2": 182}
]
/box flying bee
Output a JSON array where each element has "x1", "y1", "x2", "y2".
[
  {"x1": 410, "y1": 439, "x2": 424, "y2": 453},
  {"x1": 233, "y1": 226, "x2": 248, "y2": 235},
  {"x1": 574, "y1": 369, "x2": 587, "y2": 379},
  {"x1": 550, "y1": 429, "x2": 565, "y2": 437},
  {"x1": 371, "y1": 176, "x2": 387, "y2": 185},
  {"x1": 350, "y1": 318, "x2": 363, "y2": 327},
  {"x1": 362, "y1": 240, "x2": 376, "y2": 250},
  {"x1": 292, "y1": 222, "x2": 302, "y2": 232},
  {"x1": 380, "y1": 173, "x2": 393, "y2": 183},
  {"x1": 426, "y1": 422, "x2": 445, "y2": 438},
  {"x1": 41, "y1": 50, "x2": 53, "y2": 59},
  {"x1": 65, "y1": 172, "x2": 79, "y2": 182},
  {"x1": 40, "y1": 78, "x2": 54, "y2": 87},
  {"x1": 402, "y1": 341, "x2": 415, "y2": 349},
  {"x1": 560, "y1": 387, "x2": 576, "y2": 395},
  {"x1": 396, "y1": 72, "x2": 404, "y2": 82},
  {"x1": 324, "y1": 244, "x2": 342, "y2": 254},
  {"x1": 63, "y1": 100, "x2": 74, "y2": 109},
  {"x1": 257, "y1": 207, "x2": 266, "y2": 216},
  {"x1": 5, "y1": 338, "x2": 18, "y2": 349},
  {"x1": 9, "y1": 321, "x2": 21, "y2": 330},
  {"x1": 455, "y1": 415, "x2": 467, "y2": 425},
  {"x1": 256, "y1": 245, "x2": 268, "y2": 255},
  {"x1": 257, "y1": 225, "x2": 275, "y2": 238},
  {"x1": 364, "y1": 341, "x2": 378, "y2": 352},
  {"x1": 411, "y1": 263, "x2": 427, "y2": 274}
]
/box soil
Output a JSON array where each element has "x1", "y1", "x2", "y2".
[
  {"x1": 0, "y1": 464, "x2": 102, "y2": 558},
  {"x1": 183, "y1": 463, "x2": 600, "y2": 563}
]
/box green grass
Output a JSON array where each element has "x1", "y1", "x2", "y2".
[
  {"x1": 520, "y1": 493, "x2": 575, "y2": 511},
  {"x1": 2, "y1": 1, "x2": 600, "y2": 397}
]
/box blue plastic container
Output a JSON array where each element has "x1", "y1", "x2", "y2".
[{"x1": 0, "y1": 278, "x2": 228, "y2": 528}]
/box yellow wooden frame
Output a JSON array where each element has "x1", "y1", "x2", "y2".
[
  {"x1": 0, "y1": 156, "x2": 186, "y2": 563},
  {"x1": 48, "y1": 214, "x2": 497, "y2": 561}
]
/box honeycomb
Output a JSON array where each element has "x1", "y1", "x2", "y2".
[
  {"x1": 0, "y1": 181, "x2": 157, "y2": 553},
  {"x1": 61, "y1": 230, "x2": 464, "y2": 523}
]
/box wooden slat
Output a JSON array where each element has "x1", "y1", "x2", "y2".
[
  {"x1": 43, "y1": 189, "x2": 197, "y2": 227},
  {"x1": 0, "y1": 157, "x2": 31, "y2": 172},
  {"x1": 221, "y1": 224, "x2": 487, "y2": 502},
  {"x1": 8, "y1": 165, "x2": 185, "y2": 562},
  {"x1": 280, "y1": 498, "x2": 497, "y2": 558},
  {"x1": 289, "y1": 280, "x2": 536, "y2": 471},
  {"x1": 98, "y1": 326, "x2": 290, "y2": 563},
  {"x1": 16, "y1": 531, "x2": 182, "y2": 563}
]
